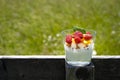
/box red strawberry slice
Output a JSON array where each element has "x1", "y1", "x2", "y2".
[
  {"x1": 74, "y1": 36, "x2": 82, "y2": 43},
  {"x1": 84, "y1": 34, "x2": 92, "y2": 40},
  {"x1": 66, "y1": 35, "x2": 72, "y2": 44},
  {"x1": 73, "y1": 31, "x2": 83, "y2": 39}
]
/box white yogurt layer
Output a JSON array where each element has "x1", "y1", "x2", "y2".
[{"x1": 64, "y1": 42, "x2": 94, "y2": 66}]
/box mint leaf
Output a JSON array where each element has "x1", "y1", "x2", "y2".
[{"x1": 73, "y1": 26, "x2": 86, "y2": 34}]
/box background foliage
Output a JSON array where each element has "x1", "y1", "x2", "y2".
[{"x1": 0, "y1": 0, "x2": 120, "y2": 55}]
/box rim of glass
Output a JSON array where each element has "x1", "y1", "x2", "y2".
[{"x1": 61, "y1": 29, "x2": 96, "y2": 37}]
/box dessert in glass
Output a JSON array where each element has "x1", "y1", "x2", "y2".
[{"x1": 62, "y1": 27, "x2": 96, "y2": 66}]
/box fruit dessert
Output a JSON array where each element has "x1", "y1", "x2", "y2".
[
  {"x1": 64, "y1": 27, "x2": 95, "y2": 66},
  {"x1": 65, "y1": 30, "x2": 93, "y2": 50}
]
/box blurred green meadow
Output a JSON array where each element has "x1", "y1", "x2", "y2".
[{"x1": 0, "y1": 0, "x2": 120, "y2": 55}]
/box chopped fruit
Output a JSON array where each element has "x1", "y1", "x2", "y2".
[
  {"x1": 66, "y1": 35, "x2": 72, "y2": 44},
  {"x1": 71, "y1": 42, "x2": 76, "y2": 49},
  {"x1": 66, "y1": 43, "x2": 71, "y2": 47},
  {"x1": 83, "y1": 40, "x2": 91, "y2": 45},
  {"x1": 81, "y1": 38, "x2": 84, "y2": 42},
  {"x1": 84, "y1": 34, "x2": 92, "y2": 40},
  {"x1": 65, "y1": 27, "x2": 93, "y2": 49},
  {"x1": 74, "y1": 36, "x2": 82, "y2": 43},
  {"x1": 72, "y1": 38, "x2": 75, "y2": 43},
  {"x1": 78, "y1": 43, "x2": 86, "y2": 48},
  {"x1": 73, "y1": 31, "x2": 83, "y2": 39},
  {"x1": 86, "y1": 32, "x2": 91, "y2": 34}
]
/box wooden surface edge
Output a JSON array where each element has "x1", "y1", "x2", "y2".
[{"x1": 0, "y1": 55, "x2": 120, "y2": 59}]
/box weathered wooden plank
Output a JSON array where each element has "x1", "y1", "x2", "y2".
[
  {"x1": 92, "y1": 58, "x2": 120, "y2": 80},
  {"x1": 0, "y1": 56, "x2": 120, "y2": 80},
  {"x1": 0, "y1": 59, "x2": 65, "y2": 80}
]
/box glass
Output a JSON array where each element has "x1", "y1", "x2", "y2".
[{"x1": 62, "y1": 29, "x2": 96, "y2": 66}]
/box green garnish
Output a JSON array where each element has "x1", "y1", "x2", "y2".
[{"x1": 73, "y1": 26, "x2": 86, "y2": 33}]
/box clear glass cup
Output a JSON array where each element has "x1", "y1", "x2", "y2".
[{"x1": 62, "y1": 29, "x2": 96, "y2": 66}]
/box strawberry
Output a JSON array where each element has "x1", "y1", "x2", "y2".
[
  {"x1": 73, "y1": 31, "x2": 83, "y2": 39},
  {"x1": 84, "y1": 34, "x2": 92, "y2": 40},
  {"x1": 65, "y1": 34, "x2": 72, "y2": 44},
  {"x1": 86, "y1": 32, "x2": 91, "y2": 34},
  {"x1": 74, "y1": 36, "x2": 82, "y2": 43}
]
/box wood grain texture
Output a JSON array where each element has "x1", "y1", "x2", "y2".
[
  {"x1": 0, "y1": 56, "x2": 120, "y2": 80},
  {"x1": 92, "y1": 59, "x2": 120, "y2": 80}
]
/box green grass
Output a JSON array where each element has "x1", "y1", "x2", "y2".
[{"x1": 0, "y1": 0, "x2": 120, "y2": 55}]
